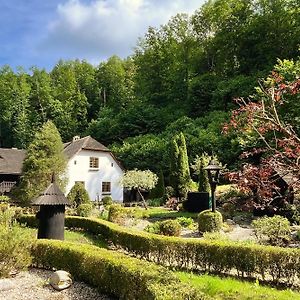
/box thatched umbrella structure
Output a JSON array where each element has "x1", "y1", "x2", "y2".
[{"x1": 32, "y1": 175, "x2": 69, "y2": 240}]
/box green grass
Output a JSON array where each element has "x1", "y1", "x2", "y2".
[
  {"x1": 176, "y1": 271, "x2": 300, "y2": 300},
  {"x1": 20, "y1": 226, "x2": 107, "y2": 248},
  {"x1": 146, "y1": 207, "x2": 198, "y2": 219}
]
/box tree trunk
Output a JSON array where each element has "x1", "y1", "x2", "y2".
[{"x1": 137, "y1": 188, "x2": 148, "y2": 210}]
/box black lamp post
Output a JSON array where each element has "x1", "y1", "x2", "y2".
[{"x1": 204, "y1": 160, "x2": 222, "y2": 212}]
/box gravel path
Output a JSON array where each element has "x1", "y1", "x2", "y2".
[{"x1": 0, "y1": 268, "x2": 115, "y2": 300}]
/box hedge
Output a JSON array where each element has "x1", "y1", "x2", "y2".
[
  {"x1": 32, "y1": 240, "x2": 204, "y2": 300},
  {"x1": 19, "y1": 215, "x2": 300, "y2": 285}
]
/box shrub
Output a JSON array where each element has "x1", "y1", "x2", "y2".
[
  {"x1": 176, "y1": 217, "x2": 194, "y2": 228},
  {"x1": 67, "y1": 183, "x2": 91, "y2": 208},
  {"x1": 108, "y1": 204, "x2": 126, "y2": 224},
  {"x1": 32, "y1": 240, "x2": 203, "y2": 300},
  {"x1": 102, "y1": 196, "x2": 113, "y2": 207},
  {"x1": 0, "y1": 195, "x2": 10, "y2": 203},
  {"x1": 198, "y1": 210, "x2": 223, "y2": 233},
  {"x1": 159, "y1": 219, "x2": 181, "y2": 236},
  {"x1": 147, "y1": 198, "x2": 163, "y2": 207},
  {"x1": 19, "y1": 215, "x2": 300, "y2": 285},
  {"x1": 144, "y1": 220, "x2": 181, "y2": 236},
  {"x1": 144, "y1": 222, "x2": 161, "y2": 234},
  {"x1": 0, "y1": 208, "x2": 33, "y2": 278},
  {"x1": 252, "y1": 215, "x2": 291, "y2": 246},
  {"x1": 77, "y1": 203, "x2": 93, "y2": 217}
]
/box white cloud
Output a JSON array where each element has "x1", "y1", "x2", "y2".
[{"x1": 40, "y1": 0, "x2": 204, "y2": 62}]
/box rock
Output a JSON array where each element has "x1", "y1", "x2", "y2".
[
  {"x1": 0, "y1": 279, "x2": 16, "y2": 291},
  {"x1": 50, "y1": 270, "x2": 72, "y2": 291},
  {"x1": 225, "y1": 219, "x2": 235, "y2": 225}
]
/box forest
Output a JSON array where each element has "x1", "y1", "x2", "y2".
[{"x1": 0, "y1": 0, "x2": 299, "y2": 180}]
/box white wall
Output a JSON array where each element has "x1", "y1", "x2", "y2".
[{"x1": 65, "y1": 150, "x2": 123, "y2": 202}]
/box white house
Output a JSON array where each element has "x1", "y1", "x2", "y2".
[{"x1": 63, "y1": 136, "x2": 124, "y2": 202}]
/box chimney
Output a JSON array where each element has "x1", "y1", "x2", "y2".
[{"x1": 73, "y1": 136, "x2": 80, "y2": 142}]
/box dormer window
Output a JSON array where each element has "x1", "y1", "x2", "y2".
[{"x1": 89, "y1": 157, "x2": 99, "y2": 169}]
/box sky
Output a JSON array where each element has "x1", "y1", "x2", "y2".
[{"x1": 0, "y1": 0, "x2": 205, "y2": 71}]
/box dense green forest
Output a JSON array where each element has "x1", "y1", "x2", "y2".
[{"x1": 0, "y1": 0, "x2": 299, "y2": 178}]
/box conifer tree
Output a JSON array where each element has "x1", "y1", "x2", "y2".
[
  {"x1": 14, "y1": 120, "x2": 66, "y2": 205},
  {"x1": 169, "y1": 132, "x2": 191, "y2": 200},
  {"x1": 177, "y1": 132, "x2": 191, "y2": 200},
  {"x1": 149, "y1": 169, "x2": 165, "y2": 199}
]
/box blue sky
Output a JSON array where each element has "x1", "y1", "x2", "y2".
[{"x1": 0, "y1": 0, "x2": 205, "y2": 71}]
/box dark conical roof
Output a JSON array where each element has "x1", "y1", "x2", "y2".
[{"x1": 32, "y1": 178, "x2": 70, "y2": 206}]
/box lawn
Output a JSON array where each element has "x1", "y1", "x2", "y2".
[
  {"x1": 177, "y1": 271, "x2": 300, "y2": 300},
  {"x1": 20, "y1": 227, "x2": 108, "y2": 248}
]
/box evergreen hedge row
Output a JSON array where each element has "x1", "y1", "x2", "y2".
[
  {"x1": 32, "y1": 240, "x2": 203, "y2": 300},
  {"x1": 19, "y1": 215, "x2": 300, "y2": 284}
]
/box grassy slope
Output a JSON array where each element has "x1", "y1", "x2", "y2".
[{"x1": 177, "y1": 272, "x2": 300, "y2": 300}]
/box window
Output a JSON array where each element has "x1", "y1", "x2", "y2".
[
  {"x1": 102, "y1": 182, "x2": 111, "y2": 193},
  {"x1": 89, "y1": 157, "x2": 99, "y2": 169}
]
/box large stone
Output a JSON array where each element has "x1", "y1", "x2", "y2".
[
  {"x1": 0, "y1": 279, "x2": 16, "y2": 291},
  {"x1": 50, "y1": 270, "x2": 72, "y2": 291}
]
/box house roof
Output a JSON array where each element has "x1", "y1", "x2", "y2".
[
  {"x1": 63, "y1": 136, "x2": 124, "y2": 170},
  {"x1": 0, "y1": 148, "x2": 26, "y2": 175},
  {"x1": 63, "y1": 136, "x2": 110, "y2": 159},
  {"x1": 32, "y1": 179, "x2": 70, "y2": 206}
]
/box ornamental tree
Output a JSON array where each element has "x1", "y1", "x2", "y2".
[
  {"x1": 224, "y1": 59, "x2": 300, "y2": 207},
  {"x1": 121, "y1": 169, "x2": 158, "y2": 209},
  {"x1": 14, "y1": 120, "x2": 67, "y2": 206}
]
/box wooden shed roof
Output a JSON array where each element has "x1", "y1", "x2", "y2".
[
  {"x1": 32, "y1": 181, "x2": 70, "y2": 206},
  {"x1": 0, "y1": 148, "x2": 26, "y2": 175}
]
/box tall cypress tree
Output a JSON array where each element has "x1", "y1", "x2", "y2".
[
  {"x1": 177, "y1": 132, "x2": 191, "y2": 200},
  {"x1": 14, "y1": 120, "x2": 66, "y2": 205},
  {"x1": 169, "y1": 136, "x2": 180, "y2": 195},
  {"x1": 169, "y1": 132, "x2": 191, "y2": 200}
]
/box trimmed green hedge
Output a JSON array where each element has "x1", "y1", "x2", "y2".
[
  {"x1": 19, "y1": 215, "x2": 300, "y2": 284},
  {"x1": 32, "y1": 240, "x2": 203, "y2": 300}
]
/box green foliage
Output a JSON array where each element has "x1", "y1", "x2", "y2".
[
  {"x1": 159, "y1": 219, "x2": 181, "y2": 236},
  {"x1": 145, "y1": 219, "x2": 181, "y2": 236},
  {"x1": 76, "y1": 203, "x2": 93, "y2": 217},
  {"x1": 169, "y1": 132, "x2": 192, "y2": 200},
  {"x1": 67, "y1": 182, "x2": 91, "y2": 208},
  {"x1": 0, "y1": 195, "x2": 10, "y2": 203},
  {"x1": 149, "y1": 169, "x2": 165, "y2": 199},
  {"x1": 14, "y1": 120, "x2": 66, "y2": 205},
  {"x1": 32, "y1": 240, "x2": 203, "y2": 300},
  {"x1": 102, "y1": 196, "x2": 113, "y2": 207},
  {"x1": 191, "y1": 153, "x2": 210, "y2": 192},
  {"x1": 144, "y1": 222, "x2": 161, "y2": 235},
  {"x1": 121, "y1": 169, "x2": 158, "y2": 191},
  {"x1": 20, "y1": 214, "x2": 300, "y2": 285},
  {"x1": 147, "y1": 198, "x2": 163, "y2": 207},
  {"x1": 108, "y1": 204, "x2": 126, "y2": 224},
  {"x1": 176, "y1": 217, "x2": 194, "y2": 228},
  {"x1": 252, "y1": 216, "x2": 291, "y2": 246},
  {"x1": 0, "y1": 208, "x2": 33, "y2": 278},
  {"x1": 198, "y1": 210, "x2": 223, "y2": 233}
]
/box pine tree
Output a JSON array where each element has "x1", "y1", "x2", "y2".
[{"x1": 14, "y1": 120, "x2": 67, "y2": 205}]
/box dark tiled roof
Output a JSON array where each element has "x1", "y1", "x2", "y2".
[
  {"x1": 32, "y1": 182, "x2": 70, "y2": 205},
  {"x1": 63, "y1": 136, "x2": 109, "y2": 159},
  {"x1": 0, "y1": 148, "x2": 26, "y2": 174}
]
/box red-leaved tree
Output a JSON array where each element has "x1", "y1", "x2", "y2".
[{"x1": 224, "y1": 59, "x2": 300, "y2": 208}]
